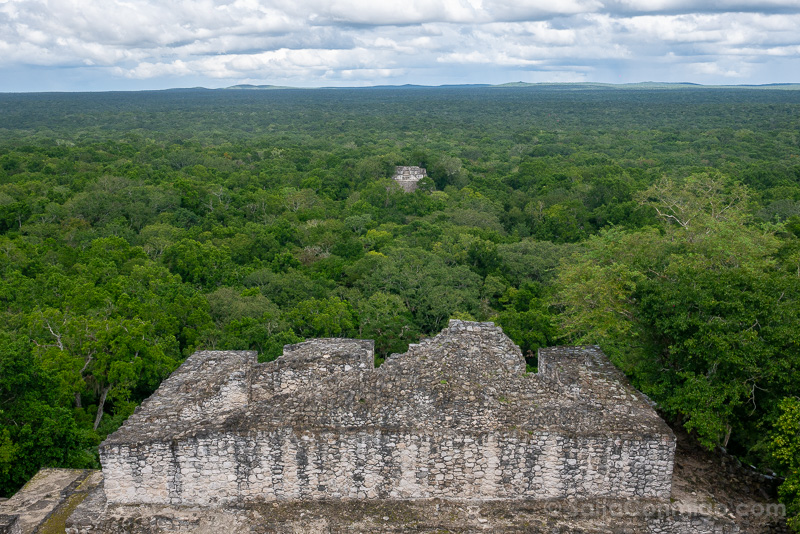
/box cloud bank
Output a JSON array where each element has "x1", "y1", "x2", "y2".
[{"x1": 1, "y1": 0, "x2": 799, "y2": 90}]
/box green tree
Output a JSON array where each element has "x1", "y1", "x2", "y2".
[
  {"x1": 30, "y1": 311, "x2": 177, "y2": 431},
  {"x1": 769, "y1": 397, "x2": 800, "y2": 532},
  {"x1": 556, "y1": 174, "x2": 800, "y2": 453},
  {"x1": 356, "y1": 292, "x2": 418, "y2": 360},
  {"x1": 360, "y1": 248, "x2": 482, "y2": 333},
  {"x1": 285, "y1": 297, "x2": 357, "y2": 338},
  {"x1": 494, "y1": 283, "x2": 558, "y2": 361},
  {"x1": 0, "y1": 332, "x2": 94, "y2": 497},
  {"x1": 163, "y1": 239, "x2": 231, "y2": 287}
]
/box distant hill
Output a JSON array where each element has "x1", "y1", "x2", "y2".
[
  {"x1": 226, "y1": 84, "x2": 296, "y2": 90},
  {"x1": 222, "y1": 81, "x2": 800, "y2": 91},
  {"x1": 492, "y1": 81, "x2": 800, "y2": 90}
]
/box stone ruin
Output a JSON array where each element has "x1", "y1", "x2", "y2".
[
  {"x1": 1, "y1": 321, "x2": 739, "y2": 532},
  {"x1": 392, "y1": 166, "x2": 427, "y2": 192}
]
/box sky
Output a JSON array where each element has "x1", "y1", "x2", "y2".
[{"x1": 1, "y1": 0, "x2": 799, "y2": 92}]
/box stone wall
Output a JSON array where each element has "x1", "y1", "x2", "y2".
[
  {"x1": 99, "y1": 321, "x2": 675, "y2": 507},
  {"x1": 392, "y1": 165, "x2": 427, "y2": 192},
  {"x1": 102, "y1": 428, "x2": 672, "y2": 506}
]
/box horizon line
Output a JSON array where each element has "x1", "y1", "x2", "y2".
[{"x1": 3, "y1": 81, "x2": 800, "y2": 95}]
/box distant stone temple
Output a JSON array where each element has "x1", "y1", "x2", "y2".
[
  {"x1": 1, "y1": 321, "x2": 738, "y2": 532},
  {"x1": 392, "y1": 166, "x2": 427, "y2": 192}
]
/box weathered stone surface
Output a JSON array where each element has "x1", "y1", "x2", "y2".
[
  {"x1": 0, "y1": 514, "x2": 21, "y2": 534},
  {"x1": 391, "y1": 166, "x2": 427, "y2": 192},
  {"x1": 66, "y1": 489, "x2": 740, "y2": 533},
  {"x1": 99, "y1": 321, "x2": 675, "y2": 508},
  {"x1": 5, "y1": 320, "x2": 740, "y2": 532},
  {"x1": 0, "y1": 468, "x2": 100, "y2": 534}
]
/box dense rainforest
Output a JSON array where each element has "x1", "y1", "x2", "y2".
[{"x1": 0, "y1": 85, "x2": 798, "y2": 528}]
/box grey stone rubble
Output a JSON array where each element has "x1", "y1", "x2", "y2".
[
  {"x1": 0, "y1": 515, "x2": 21, "y2": 534},
  {"x1": 391, "y1": 166, "x2": 427, "y2": 192},
  {"x1": 0, "y1": 468, "x2": 101, "y2": 534},
  {"x1": 4, "y1": 320, "x2": 740, "y2": 532}
]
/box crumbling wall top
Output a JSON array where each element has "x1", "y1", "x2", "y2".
[
  {"x1": 275, "y1": 338, "x2": 374, "y2": 370},
  {"x1": 103, "y1": 321, "x2": 672, "y2": 449}
]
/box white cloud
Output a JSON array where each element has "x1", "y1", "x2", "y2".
[
  {"x1": 688, "y1": 60, "x2": 751, "y2": 77},
  {"x1": 485, "y1": 0, "x2": 604, "y2": 21},
  {"x1": 606, "y1": 0, "x2": 800, "y2": 13},
  {"x1": 119, "y1": 47, "x2": 394, "y2": 80},
  {"x1": 315, "y1": 0, "x2": 479, "y2": 25},
  {"x1": 0, "y1": 0, "x2": 799, "y2": 89}
]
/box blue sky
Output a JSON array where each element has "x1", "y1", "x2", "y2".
[{"x1": 1, "y1": 0, "x2": 799, "y2": 92}]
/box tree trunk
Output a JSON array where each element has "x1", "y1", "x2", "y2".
[
  {"x1": 74, "y1": 391, "x2": 82, "y2": 408},
  {"x1": 93, "y1": 385, "x2": 111, "y2": 431}
]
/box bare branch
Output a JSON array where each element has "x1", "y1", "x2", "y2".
[
  {"x1": 44, "y1": 320, "x2": 64, "y2": 351},
  {"x1": 79, "y1": 356, "x2": 93, "y2": 375}
]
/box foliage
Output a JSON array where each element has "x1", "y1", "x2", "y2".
[
  {"x1": 770, "y1": 397, "x2": 800, "y2": 532},
  {"x1": 0, "y1": 86, "x2": 799, "y2": 506},
  {"x1": 284, "y1": 297, "x2": 357, "y2": 338},
  {"x1": 555, "y1": 174, "x2": 800, "y2": 459},
  {"x1": 356, "y1": 292, "x2": 419, "y2": 361},
  {"x1": 0, "y1": 332, "x2": 96, "y2": 495}
]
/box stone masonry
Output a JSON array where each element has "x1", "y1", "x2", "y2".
[
  {"x1": 99, "y1": 320, "x2": 675, "y2": 508},
  {"x1": 392, "y1": 166, "x2": 427, "y2": 192},
  {"x1": 0, "y1": 320, "x2": 745, "y2": 532}
]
